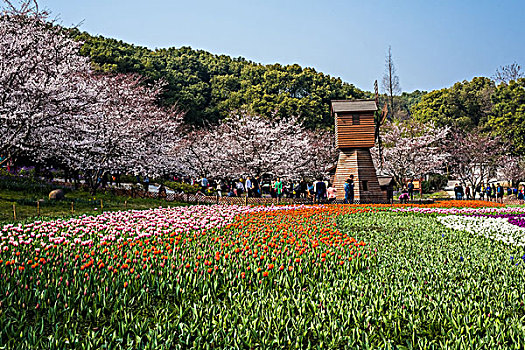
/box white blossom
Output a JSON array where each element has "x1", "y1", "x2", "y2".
[
  {"x1": 174, "y1": 112, "x2": 336, "y2": 178},
  {"x1": 372, "y1": 121, "x2": 449, "y2": 186}
]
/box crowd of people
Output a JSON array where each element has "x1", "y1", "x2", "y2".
[
  {"x1": 173, "y1": 174, "x2": 357, "y2": 204},
  {"x1": 453, "y1": 182, "x2": 525, "y2": 204}
]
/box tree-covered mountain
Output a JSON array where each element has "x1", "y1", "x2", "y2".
[
  {"x1": 488, "y1": 78, "x2": 525, "y2": 153},
  {"x1": 409, "y1": 75, "x2": 525, "y2": 155},
  {"x1": 71, "y1": 29, "x2": 369, "y2": 129},
  {"x1": 411, "y1": 77, "x2": 495, "y2": 131},
  {"x1": 68, "y1": 30, "x2": 525, "y2": 155}
]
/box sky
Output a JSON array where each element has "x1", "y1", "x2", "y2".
[{"x1": 38, "y1": 0, "x2": 525, "y2": 93}]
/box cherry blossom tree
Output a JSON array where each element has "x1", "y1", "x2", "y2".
[
  {"x1": 498, "y1": 155, "x2": 525, "y2": 187},
  {"x1": 175, "y1": 112, "x2": 336, "y2": 179},
  {"x1": 0, "y1": 0, "x2": 95, "y2": 164},
  {"x1": 371, "y1": 120, "x2": 449, "y2": 188},
  {"x1": 36, "y1": 74, "x2": 185, "y2": 193},
  {"x1": 446, "y1": 129, "x2": 504, "y2": 190}
]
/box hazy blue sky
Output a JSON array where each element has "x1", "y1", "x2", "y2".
[{"x1": 39, "y1": 0, "x2": 525, "y2": 92}]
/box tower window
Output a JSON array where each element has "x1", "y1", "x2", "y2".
[
  {"x1": 362, "y1": 180, "x2": 368, "y2": 191},
  {"x1": 352, "y1": 114, "x2": 360, "y2": 125}
]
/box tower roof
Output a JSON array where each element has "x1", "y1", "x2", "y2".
[{"x1": 331, "y1": 100, "x2": 378, "y2": 114}]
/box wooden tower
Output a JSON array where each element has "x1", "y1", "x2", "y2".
[{"x1": 331, "y1": 100, "x2": 386, "y2": 203}]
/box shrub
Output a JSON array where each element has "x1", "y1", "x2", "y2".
[
  {"x1": 422, "y1": 174, "x2": 448, "y2": 193},
  {"x1": 164, "y1": 181, "x2": 201, "y2": 194}
]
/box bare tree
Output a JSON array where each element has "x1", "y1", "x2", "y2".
[
  {"x1": 493, "y1": 62, "x2": 524, "y2": 84},
  {"x1": 381, "y1": 46, "x2": 401, "y2": 120}
]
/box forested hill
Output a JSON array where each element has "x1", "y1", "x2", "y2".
[{"x1": 70, "y1": 29, "x2": 368, "y2": 129}]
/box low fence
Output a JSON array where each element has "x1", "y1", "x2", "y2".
[
  {"x1": 155, "y1": 193, "x2": 523, "y2": 206},
  {"x1": 150, "y1": 192, "x2": 417, "y2": 205},
  {"x1": 44, "y1": 181, "x2": 525, "y2": 207}
]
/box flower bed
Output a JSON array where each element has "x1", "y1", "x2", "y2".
[
  {"x1": 438, "y1": 215, "x2": 525, "y2": 246},
  {"x1": 0, "y1": 204, "x2": 375, "y2": 348},
  {"x1": 1, "y1": 202, "x2": 524, "y2": 348}
]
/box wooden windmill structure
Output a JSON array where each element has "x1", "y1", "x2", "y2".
[{"x1": 331, "y1": 99, "x2": 387, "y2": 203}]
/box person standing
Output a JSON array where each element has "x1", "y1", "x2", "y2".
[
  {"x1": 200, "y1": 176, "x2": 209, "y2": 192},
  {"x1": 293, "y1": 180, "x2": 299, "y2": 198},
  {"x1": 246, "y1": 177, "x2": 253, "y2": 197},
  {"x1": 408, "y1": 179, "x2": 415, "y2": 201},
  {"x1": 143, "y1": 176, "x2": 150, "y2": 192},
  {"x1": 236, "y1": 179, "x2": 245, "y2": 197},
  {"x1": 344, "y1": 175, "x2": 355, "y2": 204},
  {"x1": 496, "y1": 183, "x2": 504, "y2": 203},
  {"x1": 315, "y1": 178, "x2": 327, "y2": 204},
  {"x1": 454, "y1": 183, "x2": 461, "y2": 200},
  {"x1": 274, "y1": 178, "x2": 283, "y2": 199},
  {"x1": 465, "y1": 185, "x2": 471, "y2": 200},
  {"x1": 458, "y1": 183, "x2": 464, "y2": 200},
  {"x1": 485, "y1": 184, "x2": 491, "y2": 201},
  {"x1": 400, "y1": 186, "x2": 410, "y2": 203},
  {"x1": 307, "y1": 182, "x2": 315, "y2": 201},
  {"x1": 299, "y1": 179, "x2": 307, "y2": 198},
  {"x1": 158, "y1": 184, "x2": 167, "y2": 199},
  {"x1": 216, "y1": 180, "x2": 223, "y2": 197},
  {"x1": 252, "y1": 176, "x2": 261, "y2": 198},
  {"x1": 327, "y1": 183, "x2": 337, "y2": 203},
  {"x1": 101, "y1": 173, "x2": 108, "y2": 189},
  {"x1": 288, "y1": 181, "x2": 295, "y2": 198},
  {"x1": 479, "y1": 184, "x2": 485, "y2": 200}
]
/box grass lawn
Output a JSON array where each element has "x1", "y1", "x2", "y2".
[{"x1": 0, "y1": 184, "x2": 185, "y2": 223}]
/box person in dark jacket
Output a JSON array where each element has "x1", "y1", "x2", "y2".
[
  {"x1": 299, "y1": 179, "x2": 308, "y2": 198},
  {"x1": 454, "y1": 183, "x2": 461, "y2": 200},
  {"x1": 344, "y1": 176, "x2": 354, "y2": 204},
  {"x1": 407, "y1": 180, "x2": 415, "y2": 201},
  {"x1": 315, "y1": 178, "x2": 327, "y2": 204},
  {"x1": 496, "y1": 184, "x2": 504, "y2": 203}
]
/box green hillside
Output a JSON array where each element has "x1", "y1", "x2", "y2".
[{"x1": 71, "y1": 29, "x2": 369, "y2": 129}]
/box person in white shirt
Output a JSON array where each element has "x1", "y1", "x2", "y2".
[{"x1": 245, "y1": 177, "x2": 253, "y2": 197}]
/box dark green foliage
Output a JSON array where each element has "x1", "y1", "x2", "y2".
[
  {"x1": 376, "y1": 90, "x2": 427, "y2": 122},
  {"x1": 422, "y1": 174, "x2": 449, "y2": 193},
  {"x1": 71, "y1": 29, "x2": 367, "y2": 129},
  {"x1": 488, "y1": 78, "x2": 525, "y2": 153},
  {"x1": 411, "y1": 77, "x2": 495, "y2": 130},
  {"x1": 337, "y1": 212, "x2": 525, "y2": 348},
  {"x1": 398, "y1": 90, "x2": 427, "y2": 119},
  {"x1": 0, "y1": 170, "x2": 65, "y2": 195}
]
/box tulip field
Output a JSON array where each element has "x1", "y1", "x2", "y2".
[{"x1": 1, "y1": 201, "x2": 525, "y2": 348}]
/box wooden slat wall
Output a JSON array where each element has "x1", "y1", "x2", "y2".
[
  {"x1": 333, "y1": 148, "x2": 386, "y2": 202},
  {"x1": 335, "y1": 113, "x2": 375, "y2": 149}
]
